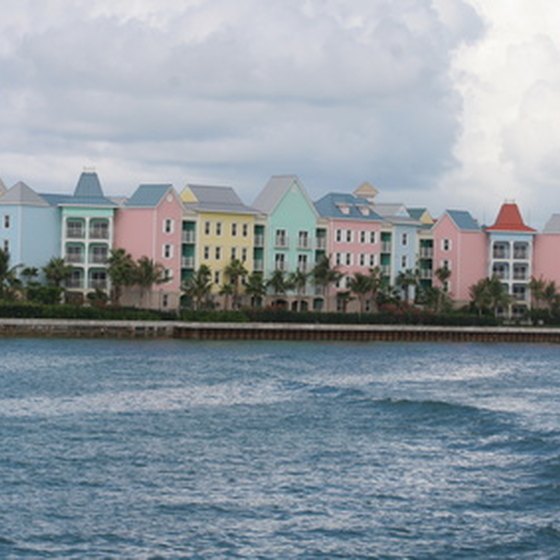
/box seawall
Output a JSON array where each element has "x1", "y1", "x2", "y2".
[{"x1": 1, "y1": 318, "x2": 560, "y2": 343}]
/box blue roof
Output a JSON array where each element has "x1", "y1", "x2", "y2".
[
  {"x1": 314, "y1": 193, "x2": 383, "y2": 221},
  {"x1": 41, "y1": 193, "x2": 116, "y2": 207},
  {"x1": 446, "y1": 210, "x2": 480, "y2": 231},
  {"x1": 125, "y1": 184, "x2": 172, "y2": 207},
  {"x1": 407, "y1": 208, "x2": 427, "y2": 220},
  {"x1": 74, "y1": 172, "x2": 104, "y2": 198}
]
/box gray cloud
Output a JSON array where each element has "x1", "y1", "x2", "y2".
[{"x1": 0, "y1": 0, "x2": 484, "y2": 203}]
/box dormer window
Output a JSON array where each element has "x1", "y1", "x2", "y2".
[
  {"x1": 337, "y1": 204, "x2": 350, "y2": 215},
  {"x1": 358, "y1": 206, "x2": 370, "y2": 216}
]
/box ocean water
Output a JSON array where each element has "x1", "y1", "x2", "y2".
[{"x1": 0, "y1": 339, "x2": 559, "y2": 559}]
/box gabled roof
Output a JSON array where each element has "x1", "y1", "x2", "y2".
[
  {"x1": 253, "y1": 175, "x2": 317, "y2": 217},
  {"x1": 0, "y1": 181, "x2": 49, "y2": 207},
  {"x1": 0, "y1": 178, "x2": 7, "y2": 196},
  {"x1": 183, "y1": 184, "x2": 259, "y2": 215},
  {"x1": 125, "y1": 184, "x2": 173, "y2": 207},
  {"x1": 352, "y1": 181, "x2": 379, "y2": 201},
  {"x1": 486, "y1": 202, "x2": 536, "y2": 233},
  {"x1": 445, "y1": 210, "x2": 481, "y2": 231},
  {"x1": 372, "y1": 203, "x2": 409, "y2": 217},
  {"x1": 543, "y1": 214, "x2": 560, "y2": 233},
  {"x1": 314, "y1": 192, "x2": 383, "y2": 221}
]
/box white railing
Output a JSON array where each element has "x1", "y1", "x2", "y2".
[
  {"x1": 182, "y1": 257, "x2": 195, "y2": 269},
  {"x1": 182, "y1": 231, "x2": 196, "y2": 243}
]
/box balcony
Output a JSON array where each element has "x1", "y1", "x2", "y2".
[
  {"x1": 381, "y1": 242, "x2": 391, "y2": 253},
  {"x1": 182, "y1": 256, "x2": 195, "y2": 269},
  {"x1": 512, "y1": 291, "x2": 527, "y2": 302},
  {"x1": 89, "y1": 279, "x2": 107, "y2": 290},
  {"x1": 513, "y1": 250, "x2": 529, "y2": 260},
  {"x1": 380, "y1": 265, "x2": 391, "y2": 276},
  {"x1": 492, "y1": 269, "x2": 509, "y2": 280},
  {"x1": 419, "y1": 268, "x2": 432, "y2": 279},
  {"x1": 513, "y1": 269, "x2": 528, "y2": 281},
  {"x1": 254, "y1": 259, "x2": 264, "y2": 272},
  {"x1": 315, "y1": 237, "x2": 326, "y2": 250},
  {"x1": 182, "y1": 231, "x2": 196, "y2": 244},
  {"x1": 419, "y1": 247, "x2": 433, "y2": 258},
  {"x1": 254, "y1": 234, "x2": 264, "y2": 247},
  {"x1": 67, "y1": 278, "x2": 84, "y2": 289},
  {"x1": 275, "y1": 236, "x2": 289, "y2": 249},
  {"x1": 65, "y1": 253, "x2": 84, "y2": 264},
  {"x1": 66, "y1": 228, "x2": 85, "y2": 239},
  {"x1": 89, "y1": 253, "x2": 108, "y2": 264},
  {"x1": 89, "y1": 228, "x2": 109, "y2": 240}
]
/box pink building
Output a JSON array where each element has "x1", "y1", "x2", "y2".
[
  {"x1": 432, "y1": 210, "x2": 487, "y2": 304},
  {"x1": 533, "y1": 214, "x2": 560, "y2": 285},
  {"x1": 114, "y1": 184, "x2": 184, "y2": 310}
]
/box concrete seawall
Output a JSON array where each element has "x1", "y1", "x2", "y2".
[{"x1": 1, "y1": 318, "x2": 560, "y2": 343}]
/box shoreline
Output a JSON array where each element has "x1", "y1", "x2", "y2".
[{"x1": 1, "y1": 318, "x2": 560, "y2": 343}]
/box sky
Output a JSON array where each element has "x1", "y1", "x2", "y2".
[{"x1": 0, "y1": 0, "x2": 559, "y2": 227}]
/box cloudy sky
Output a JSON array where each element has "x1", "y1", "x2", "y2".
[{"x1": 0, "y1": 0, "x2": 559, "y2": 226}]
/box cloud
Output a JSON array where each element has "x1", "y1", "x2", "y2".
[{"x1": 0, "y1": 0, "x2": 482, "y2": 205}]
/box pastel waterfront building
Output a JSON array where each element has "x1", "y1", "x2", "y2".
[
  {"x1": 409, "y1": 208, "x2": 436, "y2": 289},
  {"x1": 486, "y1": 202, "x2": 535, "y2": 314},
  {"x1": 432, "y1": 210, "x2": 487, "y2": 304},
  {"x1": 41, "y1": 171, "x2": 116, "y2": 298},
  {"x1": 113, "y1": 184, "x2": 184, "y2": 309},
  {"x1": 0, "y1": 181, "x2": 59, "y2": 278},
  {"x1": 181, "y1": 184, "x2": 261, "y2": 298},
  {"x1": 253, "y1": 176, "x2": 326, "y2": 309},
  {"x1": 533, "y1": 214, "x2": 560, "y2": 286},
  {"x1": 314, "y1": 188, "x2": 383, "y2": 311}
]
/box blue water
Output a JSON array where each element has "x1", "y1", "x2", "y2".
[{"x1": 0, "y1": 339, "x2": 559, "y2": 559}]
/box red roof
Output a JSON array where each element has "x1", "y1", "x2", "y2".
[{"x1": 486, "y1": 202, "x2": 536, "y2": 233}]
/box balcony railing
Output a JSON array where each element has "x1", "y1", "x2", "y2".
[
  {"x1": 493, "y1": 249, "x2": 509, "y2": 259},
  {"x1": 298, "y1": 238, "x2": 311, "y2": 250},
  {"x1": 89, "y1": 254, "x2": 108, "y2": 264},
  {"x1": 274, "y1": 261, "x2": 287, "y2": 271},
  {"x1": 315, "y1": 237, "x2": 326, "y2": 250},
  {"x1": 182, "y1": 256, "x2": 195, "y2": 269},
  {"x1": 513, "y1": 250, "x2": 528, "y2": 260},
  {"x1": 513, "y1": 291, "x2": 527, "y2": 302},
  {"x1": 66, "y1": 228, "x2": 85, "y2": 239},
  {"x1": 253, "y1": 259, "x2": 264, "y2": 272},
  {"x1": 65, "y1": 254, "x2": 84, "y2": 264},
  {"x1": 182, "y1": 231, "x2": 196, "y2": 243},
  {"x1": 254, "y1": 234, "x2": 264, "y2": 247},
  {"x1": 89, "y1": 279, "x2": 107, "y2": 290},
  {"x1": 275, "y1": 236, "x2": 289, "y2": 249},
  {"x1": 419, "y1": 268, "x2": 432, "y2": 279},
  {"x1": 380, "y1": 265, "x2": 391, "y2": 276},
  {"x1": 419, "y1": 247, "x2": 433, "y2": 258},
  {"x1": 89, "y1": 229, "x2": 109, "y2": 239},
  {"x1": 381, "y1": 242, "x2": 391, "y2": 253},
  {"x1": 66, "y1": 279, "x2": 83, "y2": 289},
  {"x1": 492, "y1": 270, "x2": 509, "y2": 280},
  {"x1": 513, "y1": 271, "x2": 528, "y2": 280}
]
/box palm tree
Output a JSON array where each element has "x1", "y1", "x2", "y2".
[
  {"x1": 134, "y1": 256, "x2": 168, "y2": 308},
  {"x1": 469, "y1": 278, "x2": 493, "y2": 317},
  {"x1": 348, "y1": 272, "x2": 373, "y2": 314},
  {"x1": 244, "y1": 272, "x2": 267, "y2": 308},
  {"x1": 434, "y1": 266, "x2": 452, "y2": 313},
  {"x1": 219, "y1": 282, "x2": 235, "y2": 310},
  {"x1": 486, "y1": 275, "x2": 512, "y2": 318},
  {"x1": 336, "y1": 290, "x2": 353, "y2": 313},
  {"x1": 289, "y1": 269, "x2": 308, "y2": 311},
  {"x1": 20, "y1": 266, "x2": 39, "y2": 286},
  {"x1": 182, "y1": 265, "x2": 212, "y2": 310},
  {"x1": 0, "y1": 249, "x2": 22, "y2": 300},
  {"x1": 396, "y1": 269, "x2": 419, "y2": 305},
  {"x1": 223, "y1": 259, "x2": 248, "y2": 309},
  {"x1": 267, "y1": 269, "x2": 289, "y2": 298},
  {"x1": 311, "y1": 255, "x2": 342, "y2": 312},
  {"x1": 43, "y1": 257, "x2": 73, "y2": 288},
  {"x1": 529, "y1": 276, "x2": 546, "y2": 310},
  {"x1": 542, "y1": 280, "x2": 559, "y2": 316},
  {"x1": 107, "y1": 248, "x2": 136, "y2": 306}
]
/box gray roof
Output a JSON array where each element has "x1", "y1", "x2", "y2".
[
  {"x1": 0, "y1": 178, "x2": 7, "y2": 196},
  {"x1": 74, "y1": 171, "x2": 104, "y2": 198},
  {"x1": 407, "y1": 207, "x2": 427, "y2": 220},
  {"x1": 543, "y1": 214, "x2": 560, "y2": 233},
  {"x1": 253, "y1": 175, "x2": 318, "y2": 217},
  {"x1": 0, "y1": 181, "x2": 49, "y2": 207},
  {"x1": 125, "y1": 184, "x2": 173, "y2": 207},
  {"x1": 314, "y1": 192, "x2": 383, "y2": 221},
  {"x1": 372, "y1": 203, "x2": 408, "y2": 217},
  {"x1": 445, "y1": 210, "x2": 481, "y2": 231},
  {"x1": 186, "y1": 184, "x2": 259, "y2": 215}
]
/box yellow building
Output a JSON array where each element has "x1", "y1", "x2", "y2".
[{"x1": 181, "y1": 184, "x2": 263, "y2": 295}]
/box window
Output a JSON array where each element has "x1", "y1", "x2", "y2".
[
  {"x1": 231, "y1": 247, "x2": 237, "y2": 260},
  {"x1": 336, "y1": 229, "x2": 342, "y2": 243},
  {"x1": 163, "y1": 218, "x2": 174, "y2": 234},
  {"x1": 360, "y1": 231, "x2": 366, "y2": 243},
  {"x1": 3, "y1": 240, "x2": 8, "y2": 252},
  {"x1": 231, "y1": 223, "x2": 237, "y2": 236},
  {"x1": 203, "y1": 246, "x2": 210, "y2": 260},
  {"x1": 4, "y1": 215, "x2": 9, "y2": 229},
  {"x1": 275, "y1": 253, "x2": 285, "y2": 271},
  {"x1": 298, "y1": 254, "x2": 308, "y2": 272},
  {"x1": 369, "y1": 254, "x2": 376, "y2": 267},
  {"x1": 163, "y1": 244, "x2": 173, "y2": 259},
  {"x1": 401, "y1": 255, "x2": 407, "y2": 268},
  {"x1": 241, "y1": 248, "x2": 247, "y2": 262},
  {"x1": 359, "y1": 254, "x2": 366, "y2": 266},
  {"x1": 298, "y1": 231, "x2": 309, "y2": 249},
  {"x1": 346, "y1": 230, "x2": 353, "y2": 243},
  {"x1": 335, "y1": 253, "x2": 342, "y2": 265},
  {"x1": 214, "y1": 271, "x2": 220, "y2": 284},
  {"x1": 215, "y1": 246, "x2": 221, "y2": 260},
  {"x1": 370, "y1": 231, "x2": 376, "y2": 244},
  {"x1": 441, "y1": 259, "x2": 451, "y2": 271},
  {"x1": 204, "y1": 221, "x2": 211, "y2": 235},
  {"x1": 162, "y1": 294, "x2": 169, "y2": 308},
  {"x1": 275, "y1": 229, "x2": 287, "y2": 247},
  {"x1": 216, "y1": 222, "x2": 222, "y2": 236},
  {"x1": 346, "y1": 253, "x2": 352, "y2": 266},
  {"x1": 401, "y1": 233, "x2": 408, "y2": 246},
  {"x1": 66, "y1": 219, "x2": 85, "y2": 238},
  {"x1": 66, "y1": 245, "x2": 83, "y2": 263},
  {"x1": 442, "y1": 239, "x2": 451, "y2": 251},
  {"x1": 164, "y1": 268, "x2": 172, "y2": 281},
  {"x1": 242, "y1": 223, "x2": 248, "y2": 237}
]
